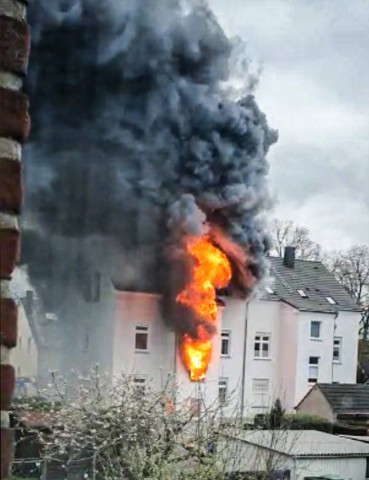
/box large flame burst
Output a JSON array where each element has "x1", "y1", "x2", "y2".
[{"x1": 176, "y1": 236, "x2": 232, "y2": 381}]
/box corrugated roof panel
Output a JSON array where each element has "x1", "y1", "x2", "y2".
[{"x1": 232, "y1": 430, "x2": 369, "y2": 457}]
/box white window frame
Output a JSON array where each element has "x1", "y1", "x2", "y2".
[
  {"x1": 218, "y1": 378, "x2": 228, "y2": 406},
  {"x1": 252, "y1": 378, "x2": 269, "y2": 408},
  {"x1": 254, "y1": 333, "x2": 271, "y2": 359},
  {"x1": 135, "y1": 325, "x2": 149, "y2": 352},
  {"x1": 308, "y1": 356, "x2": 319, "y2": 383},
  {"x1": 333, "y1": 337, "x2": 342, "y2": 363},
  {"x1": 310, "y1": 321, "x2": 321, "y2": 340},
  {"x1": 220, "y1": 330, "x2": 231, "y2": 357}
]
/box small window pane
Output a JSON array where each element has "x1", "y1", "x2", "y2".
[
  {"x1": 219, "y1": 379, "x2": 228, "y2": 406},
  {"x1": 262, "y1": 343, "x2": 269, "y2": 357},
  {"x1": 254, "y1": 333, "x2": 270, "y2": 359},
  {"x1": 310, "y1": 321, "x2": 321, "y2": 338},
  {"x1": 135, "y1": 326, "x2": 148, "y2": 351},
  {"x1": 333, "y1": 337, "x2": 342, "y2": 362},
  {"x1": 326, "y1": 296, "x2": 336, "y2": 305},
  {"x1": 308, "y1": 357, "x2": 319, "y2": 383},
  {"x1": 221, "y1": 331, "x2": 230, "y2": 356},
  {"x1": 309, "y1": 356, "x2": 319, "y2": 365}
]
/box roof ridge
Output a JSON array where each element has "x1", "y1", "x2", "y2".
[{"x1": 270, "y1": 264, "x2": 294, "y2": 293}]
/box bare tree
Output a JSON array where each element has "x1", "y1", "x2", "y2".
[
  {"x1": 270, "y1": 220, "x2": 321, "y2": 261},
  {"x1": 18, "y1": 370, "x2": 247, "y2": 480},
  {"x1": 325, "y1": 245, "x2": 369, "y2": 339}
]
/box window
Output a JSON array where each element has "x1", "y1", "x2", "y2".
[
  {"x1": 333, "y1": 337, "x2": 342, "y2": 362},
  {"x1": 133, "y1": 377, "x2": 146, "y2": 395},
  {"x1": 254, "y1": 333, "x2": 271, "y2": 358},
  {"x1": 17, "y1": 366, "x2": 21, "y2": 376},
  {"x1": 27, "y1": 336, "x2": 32, "y2": 353},
  {"x1": 252, "y1": 378, "x2": 269, "y2": 408},
  {"x1": 218, "y1": 378, "x2": 228, "y2": 406},
  {"x1": 310, "y1": 321, "x2": 321, "y2": 339},
  {"x1": 221, "y1": 331, "x2": 231, "y2": 356},
  {"x1": 135, "y1": 326, "x2": 148, "y2": 351},
  {"x1": 297, "y1": 289, "x2": 308, "y2": 298},
  {"x1": 18, "y1": 336, "x2": 22, "y2": 347},
  {"x1": 265, "y1": 286, "x2": 275, "y2": 295},
  {"x1": 308, "y1": 356, "x2": 319, "y2": 383},
  {"x1": 326, "y1": 296, "x2": 337, "y2": 305}
]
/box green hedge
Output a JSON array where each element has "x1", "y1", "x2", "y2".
[{"x1": 254, "y1": 412, "x2": 332, "y2": 432}]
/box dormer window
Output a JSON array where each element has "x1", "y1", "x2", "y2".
[
  {"x1": 297, "y1": 289, "x2": 308, "y2": 298},
  {"x1": 265, "y1": 286, "x2": 275, "y2": 295},
  {"x1": 326, "y1": 296, "x2": 336, "y2": 305}
]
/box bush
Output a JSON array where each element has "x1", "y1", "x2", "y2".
[
  {"x1": 254, "y1": 411, "x2": 332, "y2": 433},
  {"x1": 285, "y1": 413, "x2": 332, "y2": 432}
]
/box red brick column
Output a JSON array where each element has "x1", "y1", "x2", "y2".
[{"x1": 0, "y1": 0, "x2": 30, "y2": 478}]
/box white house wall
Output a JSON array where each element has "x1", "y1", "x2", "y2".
[
  {"x1": 43, "y1": 274, "x2": 117, "y2": 388},
  {"x1": 220, "y1": 298, "x2": 300, "y2": 416},
  {"x1": 245, "y1": 299, "x2": 285, "y2": 415},
  {"x1": 333, "y1": 311, "x2": 360, "y2": 384},
  {"x1": 219, "y1": 297, "x2": 247, "y2": 416},
  {"x1": 295, "y1": 311, "x2": 336, "y2": 405},
  {"x1": 278, "y1": 303, "x2": 299, "y2": 411},
  {"x1": 113, "y1": 292, "x2": 175, "y2": 391}
]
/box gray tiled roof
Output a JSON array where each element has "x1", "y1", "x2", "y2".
[
  {"x1": 262, "y1": 257, "x2": 360, "y2": 313},
  {"x1": 318, "y1": 383, "x2": 369, "y2": 413}
]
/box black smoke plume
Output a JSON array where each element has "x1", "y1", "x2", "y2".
[{"x1": 23, "y1": 0, "x2": 277, "y2": 313}]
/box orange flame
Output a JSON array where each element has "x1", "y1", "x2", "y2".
[{"x1": 176, "y1": 236, "x2": 231, "y2": 381}]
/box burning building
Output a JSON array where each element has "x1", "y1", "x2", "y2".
[{"x1": 20, "y1": 0, "x2": 279, "y2": 408}]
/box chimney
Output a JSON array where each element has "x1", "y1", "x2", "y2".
[{"x1": 283, "y1": 246, "x2": 295, "y2": 268}]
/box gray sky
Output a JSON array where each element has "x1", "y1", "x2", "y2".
[{"x1": 209, "y1": 0, "x2": 369, "y2": 251}]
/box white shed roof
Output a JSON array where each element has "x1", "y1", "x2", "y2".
[{"x1": 232, "y1": 430, "x2": 369, "y2": 458}]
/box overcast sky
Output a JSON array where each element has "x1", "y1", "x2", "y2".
[{"x1": 209, "y1": 0, "x2": 369, "y2": 251}]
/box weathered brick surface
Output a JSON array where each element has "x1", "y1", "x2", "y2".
[
  {"x1": 0, "y1": 365, "x2": 15, "y2": 411},
  {"x1": 1, "y1": 4, "x2": 29, "y2": 478},
  {"x1": 0, "y1": 15, "x2": 29, "y2": 75},
  {"x1": 0, "y1": 229, "x2": 20, "y2": 279},
  {"x1": 0, "y1": 299, "x2": 17, "y2": 348},
  {"x1": 0, "y1": 428, "x2": 14, "y2": 479},
  {"x1": 0, "y1": 87, "x2": 30, "y2": 143},
  {"x1": 0, "y1": 159, "x2": 22, "y2": 214}
]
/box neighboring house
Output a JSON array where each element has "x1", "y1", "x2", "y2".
[
  {"x1": 224, "y1": 429, "x2": 369, "y2": 480},
  {"x1": 9, "y1": 268, "x2": 62, "y2": 396},
  {"x1": 296, "y1": 383, "x2": 369, "y2": 433},
  {"x1": 17, "y1": 248, "x2": 361, "y2": 417},
  {"x1": 10, "y1": 300, "x2": 38, "y2": 397},
  {"x1": 219, "y1": 247, "x2": 361, "y2": 416}
]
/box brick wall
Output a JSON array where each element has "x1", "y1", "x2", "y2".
[{"x1": 0, "y1": 0, "x2": 30, "y2": 478}]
